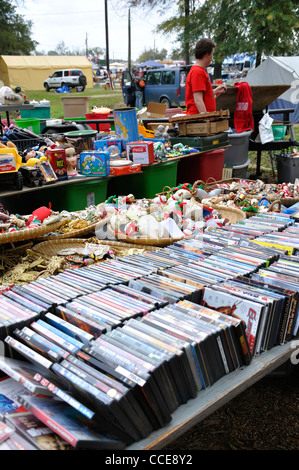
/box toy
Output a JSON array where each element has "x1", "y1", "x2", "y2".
[
  {"x1": 63, "y1": 144, "x2": 78, "y2": 176},
  {"x1": 0, "y1": 145, "x2": 23, "y2": 190}
]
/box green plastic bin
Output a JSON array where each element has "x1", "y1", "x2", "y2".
[
  {"x1": 47, "y1": 178, "x2": 109, "y2": 212},
  {"x1": 272, "y1": 125, "x2": 287, "y2": 141},
  {"x1": 20, "y1": 106, "x2": 50, "y2": 119},
  {"x1": 16, "y1": 118, "x2": 41, "y2": 134},
  {"x1": 108, "y1": 160, "x2": 179, "y2": 199}
]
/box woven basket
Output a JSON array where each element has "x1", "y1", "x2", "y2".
[
  {"x1": 0, "y1": 219, "x2": 63, "y2": 245},
  {"x1": 36, "y1": 215, "x2": 111, "y2": 241},
  {"x1": 107, "y1": 224, "x2": 183, "y2": 247},
  {"x1": 281, "y1": 197, "x2": 299, "y2": 208},
  {"x1": 201, "y1": 177, "x2": 257, "y2": 193},
  {"x1": 32, "y1": 238, "x2": 159, "y2": 257},
  {"x1": 210, "y1": 204, "x2": 246, "y2": 223}
]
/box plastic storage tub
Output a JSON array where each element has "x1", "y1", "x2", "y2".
[
  {"x1": 85, "y1": 113, "x2": 111, "y2": 132},
  {"x1": 177, "y1": 148, "x2": 225, "y2": 184},
  {"x1": 275, "y1": 152, "x2": 299, "y2": 184},
  {"x1": 272, "y1": 125, "x2": 287, "y2": 141},
  {"x1": 231, "y1": 158, "x2": 251, "y2": 179},
  {"x1": 16, "y1": 118, "x2": 41, "y2": 134},
  {"x1": 108, "y1": 160, "x2": 179, "y2": 199},
  {"x1": 20, "y1": 102, "x2": 50, "y2": 119},
  {"x1": 49, "y1": 178, "x2": 109, "y2": 212},
  {"x1": 61, "y1": 96, "x2": 89, "y2": 118},
  {"x1": 224, "y1": 130, "x2": 252, "y2": 166}
]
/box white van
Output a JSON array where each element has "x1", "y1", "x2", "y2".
[{"x1": 43, "y1": 69, "x2": 87, "y2": 91}]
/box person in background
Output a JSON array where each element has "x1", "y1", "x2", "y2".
[
  {"x1": 134, "y1": 71, "x2": 145, "y2": 110},
  {"x1": 185, "y1": 38, "x2": 226, "y2": 115}
]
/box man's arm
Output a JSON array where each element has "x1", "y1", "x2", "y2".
[{"x1": 193, "y1": 91, "x2": 206, "y2": 113}]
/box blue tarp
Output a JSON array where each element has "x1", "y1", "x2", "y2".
[{"x1": 138, "y1": 60, "x2": 164, "y2": 68}]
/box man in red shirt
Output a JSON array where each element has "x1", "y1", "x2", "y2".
[{"x1": 186, "y1": 38, "x2": 226, "y2": 114}]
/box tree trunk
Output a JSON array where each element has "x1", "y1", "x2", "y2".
[
  {"x1": 255, "y1": 52, "x2": 261, "y2": 68},
  {"x1": 213, "y1": 62, "x2": 222, "y2": 80}
]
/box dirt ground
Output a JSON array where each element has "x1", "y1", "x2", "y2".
[{"x1": 164, "y1": 361, "x2": 299, "y2": 451}]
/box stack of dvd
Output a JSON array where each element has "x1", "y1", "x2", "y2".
[
  {"x1": 0, "y1": 290, "x2": 45, "y2": 345},
  {"x1": 128, "y1": 273, "x2": 201, "y2": 304},
  {"x1": 54, "y1": 286, "x2": 162, "y2": 337}
]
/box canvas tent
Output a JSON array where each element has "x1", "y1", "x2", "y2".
[
  {"x1": 246, "y1": 56, "x2": 299, "y2": 123},
  {"x1": 0, "y1": 56, "x2": 93, "y2": 91}
]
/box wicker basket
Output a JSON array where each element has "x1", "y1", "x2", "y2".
[
  {"x1": 32, "y1": 238, "x2": 159, "y2": 257},
  {"x1": 0, "y1": 219, "x2": 63, "y2": 245},
  {"x1": 210, "y1": 204, "x2": 246, "y2": 223},
  {"x1": 107, "y1": 224, "x2": 183, "y2": 247},
  {"x1": 36, "y1": 215, "x2": 111, "y2": 241}
]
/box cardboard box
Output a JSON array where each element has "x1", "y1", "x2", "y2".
[
  {"x1": 125, "y1": 141, "x2": 155, "y2": 165},
  {"x1": 137, "y1": 102, "x2": 167, "y2": 119}
]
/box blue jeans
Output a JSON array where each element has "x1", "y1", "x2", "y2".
[{"x1": 135, "y1": 91, "x2": 144, "y2": 110}]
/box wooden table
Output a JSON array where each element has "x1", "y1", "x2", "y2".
[{"x1": 127, "y1": 342, "x2": 295, "y2": 450}]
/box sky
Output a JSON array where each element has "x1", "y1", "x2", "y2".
[{"x1": 16, "y1": 0, "x2": 179, "y2": 62}]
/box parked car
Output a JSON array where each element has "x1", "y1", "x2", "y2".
[
  {"x1": 122, "y1": 66, "x2": 191, "y2": 108},
  {"x1": 43, "y1": 69, "x2": 87, "y2": 91}
]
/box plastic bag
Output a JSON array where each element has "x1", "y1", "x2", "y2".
[
  {"x1": 258, "y1": 112, "x2": 274, "y2": 144},
  {"x1": 0, "y1": 86, "x2": 24, "y2": 105},
  {"x1": 55, "y1": 85, "x2": 70, "y2": 93}
]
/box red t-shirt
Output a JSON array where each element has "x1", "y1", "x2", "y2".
[{"x1": 185, "y1": 65, "x2": 216, "y2": 114}]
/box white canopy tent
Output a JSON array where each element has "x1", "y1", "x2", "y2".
[{"x1": 246, "y1": 56, "x2": 299, "y2": 123}]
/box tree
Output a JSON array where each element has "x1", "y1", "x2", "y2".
[
  {"x1": 126, "y1": 0, "x2": 298, "y2": 76},
  {"x1": 137, "y1": 47, "x2": 168, "y2": 62},
  {"x1": 0, "y1": 0, "x2": 37, "y2": 54}
]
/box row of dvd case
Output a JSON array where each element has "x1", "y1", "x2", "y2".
[
  {"x1": 1, "y1": 211, "x2": 299, "y2": 447},
  {"x1": 1, "y1": 294, "x2": 252, "y2": 448},
  {"x1": 1, "y1": 209, "x2": 292, "y2": 347}
]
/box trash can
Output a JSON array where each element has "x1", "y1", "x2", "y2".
[
  {"x1": 275, "y1": 152, "x2": 299, "y2": 184},
  {"x1": 224, "y1": 130, "x2": 252, "y2": 166}
]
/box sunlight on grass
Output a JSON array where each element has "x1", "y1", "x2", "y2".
[{"x1": 25, "y1": 87, "x2": 125, "y2": 119}]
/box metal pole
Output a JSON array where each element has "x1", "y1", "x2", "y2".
[{"x1": 128, "y1": 9, "x2": 131, "y2": 73}]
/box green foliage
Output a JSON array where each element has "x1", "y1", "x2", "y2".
[
  {"x1": 137, "y1": 47, "x2": 168, "y2": 62},
  {"x1": 128, "y1": 0, "x2": 298, "y2": 65},
  {"x1": 0, "y1": 0, "x2": 37, "y2": 54}
]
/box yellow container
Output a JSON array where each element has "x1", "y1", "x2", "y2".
[{"x1": 61, "y1": 96, "x2": 90, "y2": 118}]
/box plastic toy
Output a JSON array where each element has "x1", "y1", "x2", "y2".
[{"x1": 0, "y1": 145, "x2": 23, "y2": 190}]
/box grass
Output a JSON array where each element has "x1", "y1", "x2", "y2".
[{"x1": 24, "y1": 86, "x2": 126, "y2": 119}]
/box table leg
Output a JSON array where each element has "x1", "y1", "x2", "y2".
[{"x1": 255, "y1": 149, "x2": 262, "y2": 177}]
